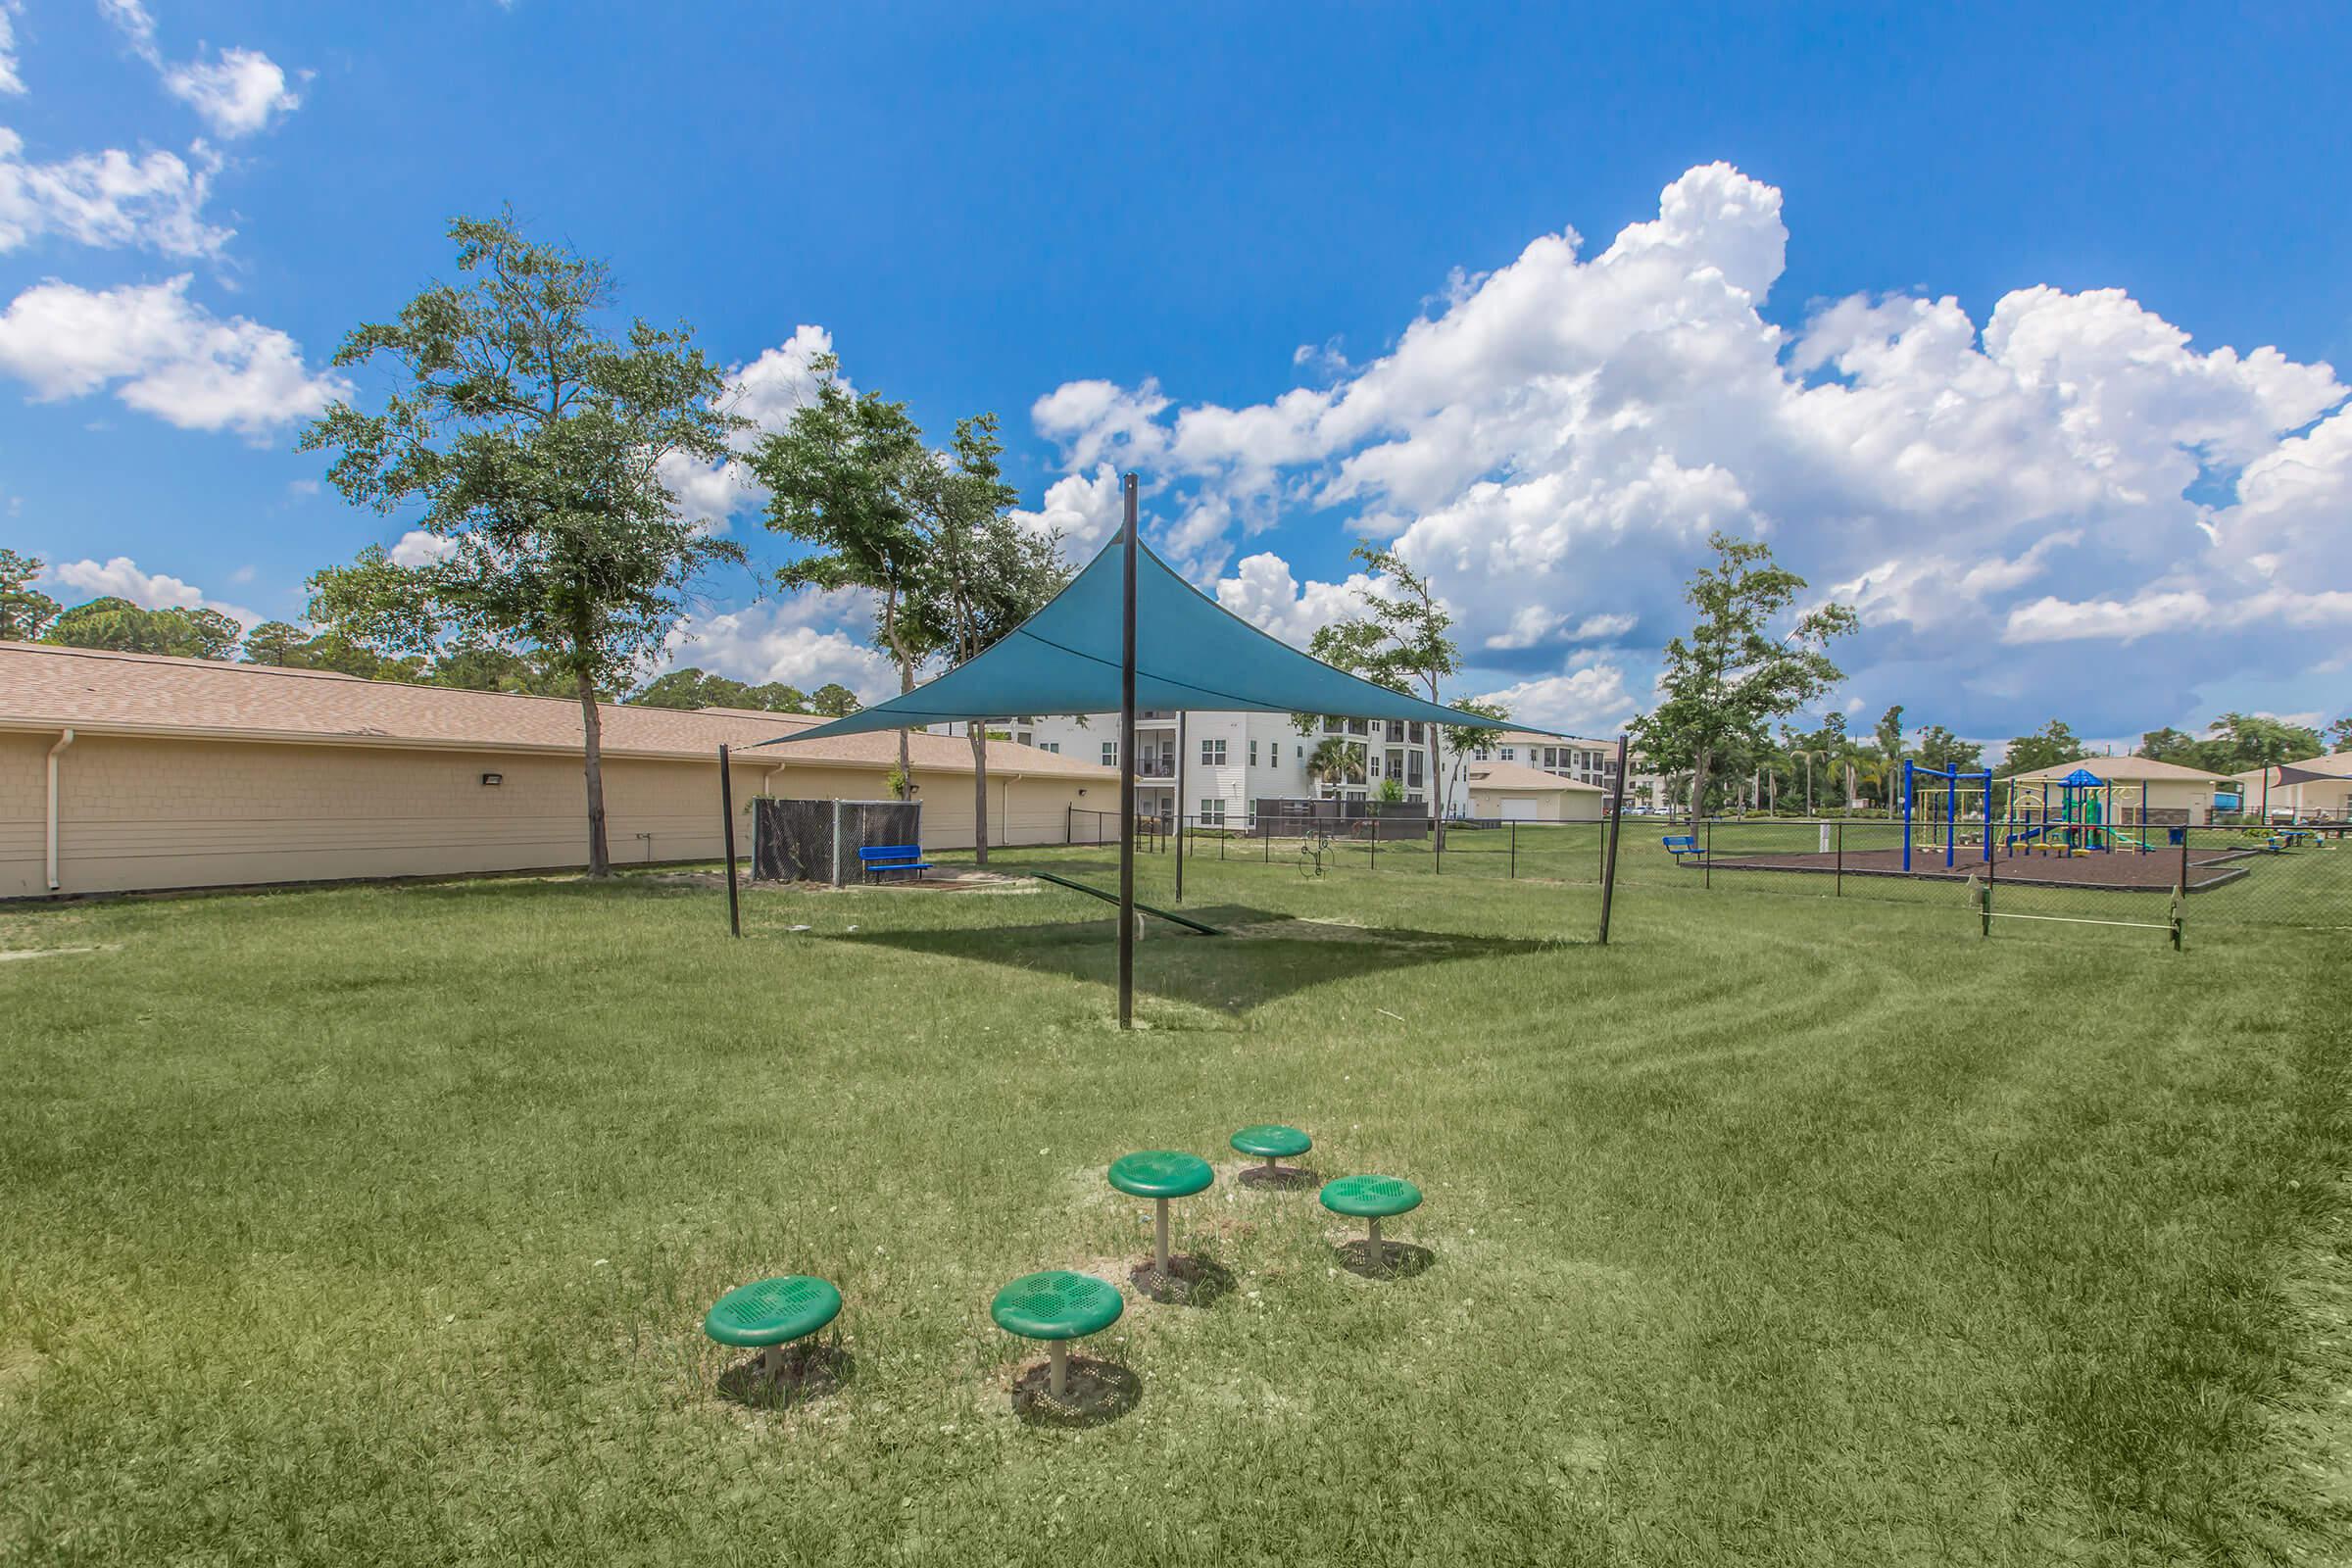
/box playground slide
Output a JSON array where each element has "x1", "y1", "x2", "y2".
[{"x1": 1025, "y1": 869, "x2": 1227, "y2": 936}]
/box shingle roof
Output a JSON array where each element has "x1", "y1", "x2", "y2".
[
  {"x1": 2230, "y1": 752, "x2": 2352, "y2": 784},
  {"x1": 0, "y1": 641, "x2": 1116, "y2": 778},
  {"x1": 2007, "y1": 755, "x2": 2233, "y2": 784},
  {"x1": 1466, "y1": 760, "x2": 1606, "y2": 792}
]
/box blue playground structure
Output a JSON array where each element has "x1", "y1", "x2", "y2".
[
  {"x1": 2003, "y1": 766, "x2": 2155, "y2": 858},
  {"x1": 1902, "y1": 760, "x2": 1994, "y2": 872}
]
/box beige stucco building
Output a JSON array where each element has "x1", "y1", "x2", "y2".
[
  {"x1": 1464, "y1": 760, "x2": 1607, "y2": 822},
  {"x1": 0, "y1": 642, "x2": 1116, "y2": 899},
  {"x1": 2229, "y1": 753, "x2": 2352, "y2": 820}
]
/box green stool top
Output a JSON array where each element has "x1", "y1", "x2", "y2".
[
  {"x1": 1107, "y1": 1150, "x2": 1215, "y2": 1200},
  {"x1": 1320, "y1": 1174, "x2": 1423, "y2": 1219},
  {"x1": 1231, "y1": 1124, "x2": 1312, "y2": 1160},
  {"x1": 990, "y1": 1270, "x2": 1125, "y2": 1341},
  {"x1": 703, "y1": 1275, "x2": 843, "y2": 1348}
]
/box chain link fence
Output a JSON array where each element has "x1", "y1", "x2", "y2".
[{"x1": 1061, "y1": 807, "x2": 2349, "y2": 941}]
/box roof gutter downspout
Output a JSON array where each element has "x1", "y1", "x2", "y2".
[{"x1": 45, "y1": 728, "x2": 74, "y2": 892}]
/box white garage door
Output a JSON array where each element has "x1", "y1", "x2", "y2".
[{"x1": 1494, "y1": 797, "x2": 1540, "y2": 821}]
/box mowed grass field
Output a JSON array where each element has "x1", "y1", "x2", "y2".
[{"x1": 3, "y1": 844, "x2": 2347, "y2": 1566}]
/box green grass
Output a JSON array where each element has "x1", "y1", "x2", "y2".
[{"x1": 2, "y1": 849, "x2": 2346, "y2": 1565}]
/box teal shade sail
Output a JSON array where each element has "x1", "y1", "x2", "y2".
[{"x1": 749, "y1": 529, "x2": 1551, "y2": 748}]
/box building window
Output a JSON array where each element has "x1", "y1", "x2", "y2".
[
  {"x1": 1369, "y1": 755, "x2": 1382, "y2": 778},
  {"x1": 1201, "y1": 738, "x2": 1227, "y2": 765},
  {"x1": 1250, "y1": 738, "x2": 1258, "y2": 766},
  {"x1": 1473, "y1": 746, "x2": 1491, "y2": 760},
  {"x1": 1409, "y1": 722, "x2": 1424, "y2": 745},
  {"x1": 1270, "y1": 743, "x2": 1279, "y2": 766},
  {"x1": 1101, "y1": 741, "x2": 1118, "y2": 767},
  {"x1": 1500, "y1": 747, "x2": 1515, "y2": 760},
  {"x1": 1200, "y1": 798, "x2": 1225, "y2": 824},
  {"x1": 1040, "y1": 742, "x2": 1059, "y2": 754}
]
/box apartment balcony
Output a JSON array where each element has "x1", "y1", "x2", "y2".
[{"x1": 1135, "y1": 759, "x2": 1177, "y2": 779}]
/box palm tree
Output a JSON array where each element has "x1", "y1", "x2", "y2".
[{"x1": 1306, "y1": 735, "x2": 1363, "y2": 794}]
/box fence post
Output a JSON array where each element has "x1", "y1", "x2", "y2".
[
  {"x1": 718, "y1": 744, "x2": 741, "y2": 939},
  {"x1": 1510, "y1": 821, "x2": 1517, "y2": 879},
  {"x1": 1598, "y1": 736, "x2": 1629, "y2": 944},
  {"x1": 1835, "y1": 819, "x2": 1842, "y2": 898},
  {"x1": 1703, "y1": 817, "x2": 1712, "y2": 889},
  {"x1": 1175, "y1": 810, "x2": 1185, "y2": 903},
  {"x1": 1370, "y1": 818, "x2": 1378, "y2": 872}
]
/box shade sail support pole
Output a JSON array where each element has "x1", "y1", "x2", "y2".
[
  {"x1": 718, "y1": 744, "x2": 741, "y2": 939},
  {"x1": 1175, "y1": 711, "x2": 1187, "y2": 904},
  {"x1": 1118, "y1": 473, "x2": 1139, "y2": 1030}
]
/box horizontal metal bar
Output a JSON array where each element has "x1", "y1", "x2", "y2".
[{"x1": 1985, "y1": 912, "x2": 2175, "y2": 930}]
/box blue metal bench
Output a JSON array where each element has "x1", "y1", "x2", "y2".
[
  {"x1": 858, "y1": 845, "x2": 934, "y2": 882},
  {"x1": 1662, "y1": 833, "x2": 1705, "y2": 862}
]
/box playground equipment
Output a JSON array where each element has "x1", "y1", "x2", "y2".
[
  {"x1": 1107, "y1": 1151, "x2": 1216, "y2": 1283},
  {"x1": 1232, "y1": 1124, "x2": 1313, "y2": 1181},
  {"x1": 991, "y1": 1270, "x2": 1125, "y2": 1400},
  {"x1": 2002, "y1": 768, "x2": 2155, "y2": 858},
  {"x1": 704, "y1": 1275, "x2": 844, "y2": 1390},
  {"x1": 1319, "y1": 1174, "x2": 1424, "y2": 1274},
  {"x1": 1972, "y1": 868, "x2": 2184, "y2": 952},
  {"x1": 1902, "y1": 760, "x2": 1994, "y2": 872}
]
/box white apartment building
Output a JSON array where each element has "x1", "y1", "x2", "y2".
[{"x1": 935, "y1": 714, "x2": 1655, "y2": 821}]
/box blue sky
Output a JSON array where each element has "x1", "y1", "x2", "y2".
[{"x1": 5, "y1": 2, "x2": 2349, "y2": 750}]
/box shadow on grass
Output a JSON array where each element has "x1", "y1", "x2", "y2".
[
  {"x1": 1127, "y1": 1252, "x2": 1237, "y2": 1306},
  {"x1": 1335, "y1": 1240, "x2": 1437, "y2": 1281},
  {"x1": 715, "y1": 1340, "x2": 854, "y2": 1409},
  {"x1": 1009, "y1": 1355, "x2": 1144, "y2": 1429},
  {"x1": 832, "y1": 906, "x2": 1562, "y2": 1013}
]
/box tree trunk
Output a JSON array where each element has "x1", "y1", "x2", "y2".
[
  {"x1": 1690, "y1": 743, "x2": 1711, "y2": 828},
  {"x1": 881, "y1": 589, "x2": 913, "y2": 796},
  {"x1": 576, "y1": 670, "x2": 611, "y2": 878},
  {"x1": 969, "y1": 725, "x2": 990, "y2": 865}
]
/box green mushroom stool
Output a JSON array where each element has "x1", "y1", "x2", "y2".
[
  {"x1": 1231, "y1": 1123, "x2": 1312, "y2": 1179},
  {"x1": 991, "y1": 1269, "x2": 1124, "y2": 1399},
  {"x1": 1107, "y1": 1151, "x2": 1215, "y2": 1281},
  {"x1": 703, "y1": 1275, "x2": 843, "y2": 1385},
  {"x1": 1320, "y1": 1174, "x2": 1423, "y2": 1273}
]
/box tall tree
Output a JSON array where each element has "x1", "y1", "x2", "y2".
[
  {"x1": 1913, "y1": 723, "x2": 1983, "y2": 773},
  {"x1": 1872, "y1": 704, "x2": 1906, "y2": 804},
  {"x1": 632, "y1": 667, "x2": 809, "y2": 712},
  {"x1": 745, "y1": 354, "x2": 933, "y2": 792},
  {"x1": 1998, "y1": 718, "x2": 2083, "y2": 777},
  {"x1": 45, "y1": 597, "x2": 241, "y2": 660},
  {"x1": 1629, "y1": 533, "x2": 1855, "y2": 822},
  {"x1": 2196, "y1": 711, "x2": 2322, "y2": 776},
  {"x1": 908, "y1": 413, "x2": 1068, "y2": 865},
  {"x1": 1307, "y1": 543, "x2": 1466, "y2": 827},
  {"x1": 0, "y1": 551, "x2": 61, "y2": 641},
  {"x1": 2137, "y1": 725, "x2": 2201, "y2": 763},
  {"x1": 808, "y1": 682, "x2": 861, "y2": 718},
  {"x1": 1439, "y1": 698, "x2": 1511, "y2": 813},
  {"x1": 298, "y1": 211, "x2": 744, "y2": 877},
  {"x1": 2329, "y1": 716, "x2": 2352, "y2": 753}
]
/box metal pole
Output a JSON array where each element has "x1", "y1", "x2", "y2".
[
  {"x1": 1117, "y1": 474, "x2": 1138, "y2": 1030},
  {"x1": 1902, "y1": 759, "x2": 1914, "y2": 873},
  {"x1": 719, "y1": 744, "x2": 741, "y2": 939},
  {"x1": 1598, "y1": 735, "x2": 1629, "y2": 945},
  {"x1": 1945, "y1": 762, "x2": 1957, "y2": 868},
  {"x1": 1703, "y1": 816, "x2": 1711, "y2": 888},
  {"x1": 1175, "y1": 711, "x2": 1186, "y2": 904},
  {"x1": 1510, "y1": 820, "x2": 1517, "y2": 879},
  {"x1": 1835, "y1": 819, "x2": 1842, "y2": 897}
]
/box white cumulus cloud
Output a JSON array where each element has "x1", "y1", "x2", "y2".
[
  {"x1": 1018, "y1": 162, "x2": 2350, "y2": 734},
  {"x1": 0, "y1": 274, "x2": 345, "y2": 439},
  {"x1": 0, "y1": 126, "x2": 230, "y2": 257},
  {"x1": 0, "y1": 2, "x2": 24, "y2": 96},
  {"x1": 660, "y1": 591, "x2": 896, "y2": 702},
  {"x1": 101, "y1": 0, "x2": 303, "y2": 138},
  {"x1": 44, "y1": 553, "x2": 259, "y2": 626}
]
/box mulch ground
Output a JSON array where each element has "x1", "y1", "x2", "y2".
[{"x1": 1698, "y1": 843, "x2": 2258, "y2": 892}]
